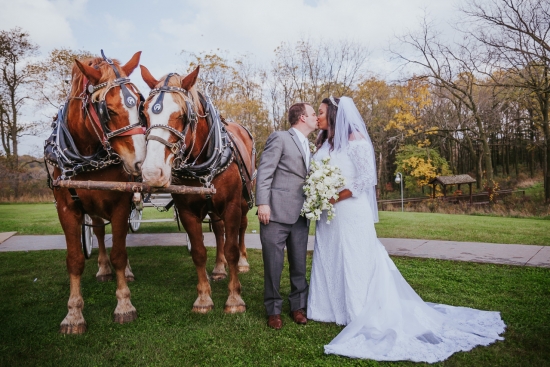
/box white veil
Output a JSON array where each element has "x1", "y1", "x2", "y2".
[{"x1": 333, "y1": 96, "x2": 379, "y2": 223}]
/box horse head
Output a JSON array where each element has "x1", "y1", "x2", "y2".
[
  {"x1": 73, "y1": 52, "x2": 147, "y2": 176},
  {"x1": 139, "y1": 65, "x2": 203, "y2": 187}
]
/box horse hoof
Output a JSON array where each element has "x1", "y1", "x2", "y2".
[
  {"x1": 238, "y1": 265, "x2": 250, "y2": 273},
  {"x1": 59, "y1": 322, "x2": 87, "y2": 334},
  {"x1": 224, "y1": 304, "x2": 246, "y2": 314},
  {"x1": 211, "y1": 272, "x2": 227, "y2": 281},
  {"x1": 125, "y1": 275, "x2": 135, "y2": 282},
  {"x1": 96, "y1": 274, "x2": 113, "y2": 282},
  {"x1": 113, "y1": 310, "x2": 137, "y2": 324},
  {"x1": 192, "y1": 305, "x2": 213, "y2": 314}
]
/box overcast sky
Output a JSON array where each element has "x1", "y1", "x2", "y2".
[{"x1": 1, "y1": 0, "x2": 461, "y2": 155}]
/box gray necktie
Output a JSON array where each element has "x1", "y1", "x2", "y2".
[{"x1": 302, "y1": 140, "x2": 309, "y2": 167}]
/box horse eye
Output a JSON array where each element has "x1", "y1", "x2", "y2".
[{"x1": 107, "y1": 108, "x2": 118, "y2": 116}]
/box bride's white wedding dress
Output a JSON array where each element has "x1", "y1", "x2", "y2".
[{"x1": 307, "y1": 139, "x2": 506, "y2": 363}]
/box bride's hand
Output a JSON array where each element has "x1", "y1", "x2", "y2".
[{"x1": 331, "y1": 189, "x2": 353, "y2": 204}]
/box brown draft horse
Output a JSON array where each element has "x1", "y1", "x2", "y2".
[
  {"x1": 139, "y1": 65, "x2": 254, "y2": 313},
  {"x1": 50, "y1": 53, "x2": 146, "y2": 333}
]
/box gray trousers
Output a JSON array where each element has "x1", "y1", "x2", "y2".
[{"x1": 260, "y1": 216, "x2": 309, "y2": 316}]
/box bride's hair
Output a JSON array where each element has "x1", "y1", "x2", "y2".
[{"x1": 315, "y1": 97, "x2": 340, "y2": 150}]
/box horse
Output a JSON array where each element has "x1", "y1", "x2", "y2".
[
  {"x1": 139, "y1": 65, "x2": 255, "y2": 313},
  {"x1": 209, "y1": 210, "x2": 251, "y2": 281},
  {"x1": 45, "y1": 52, "x2": 146, "y2": 333}
]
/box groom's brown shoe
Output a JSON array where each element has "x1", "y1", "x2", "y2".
[
  {"x1": 290, "y1": 309, "x2": 308, "y2": 325},
  {"x1": 267, "y1": 314, "x2": 282, "y2": 330}
]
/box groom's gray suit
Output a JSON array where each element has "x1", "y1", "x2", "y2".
[{"x1": 256, "y1": 128, "x2": 310, "y2": 316}]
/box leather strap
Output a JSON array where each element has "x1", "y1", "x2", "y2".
[
  {"x1": 101, "y1": 49, "x2": 137, "y2": 109},
  {"x1": 152, "y1": 73, "x2": 178, "y2": 114}
]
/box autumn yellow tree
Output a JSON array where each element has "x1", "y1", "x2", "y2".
[
  {"x1": 385, "y1": 77, "x2": 432, "y2": 142},
  {"x1": 395, "y1": 145, "x2": 450, "y2": 192},
  {"x1": 353, "y1": 77, "x2": 393, "y2": 194}
]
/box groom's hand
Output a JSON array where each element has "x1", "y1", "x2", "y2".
[{"x1": 258, "y1": 204, "x2": 271, "y2": 225}]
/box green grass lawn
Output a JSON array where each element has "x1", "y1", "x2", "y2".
[
  {"x1": 1, "y1": 203, "x2": 549, "y2": 245},
  {"x1": 0, "y1": 247, "x2": 548, "y2": 366}
]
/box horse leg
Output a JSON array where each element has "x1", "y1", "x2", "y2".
[
  {"x1": 211, "y1": 214, "x2": 227, "y2": 281},
  {"x1": 180, "y1": 210, "x2": 213, "y2": 313},
  {"x1": 110, "y1": 212, "x2": 137, "y2": 324},
  {"x1": 237, "y1": 203, "x2": 250, "y2": 273},
  {"x1": 94, "y1": 218, "x2": 113, "y2": 282},
  {"x1": 59, "y1": 211, "x2": 87, "y2": 334},
  {"x1": 125, "y1": 259, "x2": 135, "y2": 282},
  {"x1": 223, "y1": 203, "x2": 246, "y2": 314},
  {"x1": 94, "y1": 220, "x2": 134, "y2": 282}
]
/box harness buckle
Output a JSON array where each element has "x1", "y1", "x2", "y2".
[
  {"x1": 171, "y1": 142, "x2": 180, "y2": 155},
  {"x1": 61, "y1": 169, "x2": 74, "y2": 179},
  {"x1": 73, "y1": 164, "x2": 84, "y2": 174}
]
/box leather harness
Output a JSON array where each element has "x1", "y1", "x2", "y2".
[
  {"x1": 44, "y1": 50, "x2": 146, "y2": 181},
  {"x1": 144, "y1": 74, "x2": 256, "y2": 209}
]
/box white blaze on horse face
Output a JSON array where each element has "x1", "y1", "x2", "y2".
[
  {"x1": 117, "y1": 88, "x2": 147, "y2": 176},
  {"x1": 141, "y1": 94, "x2": 179, "y2": 187}
]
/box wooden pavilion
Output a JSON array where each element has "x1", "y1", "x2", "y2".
[{"x1": 428, "y1": 174, "x2": 476, "y2": 204}]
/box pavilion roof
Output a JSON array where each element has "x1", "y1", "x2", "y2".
[{"x1": 429, "y1": 174, "x2": 476, "y2": 185}]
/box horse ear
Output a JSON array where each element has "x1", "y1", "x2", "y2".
[
  {"x1": 140, "y1": 65, "x2": 159, "y2": 89},
  {"x1": 75, "y1": 59, "x2": 102, "y2": 84},
  {"x1": 181, "y1": 66, "x2": 200, "y2": 90},
  {"x1": 121, "y1": 51, "x2": 142, "y2": 77}
]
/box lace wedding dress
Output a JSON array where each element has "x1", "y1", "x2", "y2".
[{"x1": 307, "y1": 139, "x2": 506, "y2": 363}]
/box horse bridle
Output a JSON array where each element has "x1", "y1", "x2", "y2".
[
  {"x1": 48, "y1": 50, "x2": 147, "y2": 180},
  {"x1": 144, "y1": 73, "x2": 201, "y2": 166},
  {"x1": 84, "y1": 50, "x2": 146, "y2": 146}
]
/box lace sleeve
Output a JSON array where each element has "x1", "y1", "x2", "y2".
[{"x1": 345, "y1": 140, "x2": 377, "y2": 197}]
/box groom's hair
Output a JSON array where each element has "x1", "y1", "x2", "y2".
[{"x1": 288, "y1": 102, "x2": 311, "y2": 126}]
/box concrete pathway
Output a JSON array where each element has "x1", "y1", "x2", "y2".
[{"x1": 0, "y1": 232, "x2": 548, "y2": 268}]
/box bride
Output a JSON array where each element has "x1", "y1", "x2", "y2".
[{"x1": 306, "y1": 96, "x2": 505, "y2": 363}]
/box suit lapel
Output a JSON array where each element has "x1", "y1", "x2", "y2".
[{"x1": 288, "y1": 128, "x2": 307, "y2": 169}]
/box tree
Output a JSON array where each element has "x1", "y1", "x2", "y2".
[
  {"x1": 392, "y1": 19, "x2": 499, "y2": 188},
  {"x1": 28, "y1": 48, "x2": 94, "y2": 110},
  {"x1": 353, "y1": 77, "x2": 394, "y2": 195},
  {"x1": 183, "y1": 51, "x2": 272, "y2": 158},
  {"x1": 463, "y1": 0, "x2": 550, "y2": 201},
  {"x1": 0, "y1": 27, "x2": 39, "y2": 198},
  {"x1": 0, "y1": 27, "x2": 38, "y2": 169},
  {"x1": 268, "y1": 38, "x2": 368, "y2": 131},
  {"x1": 395, "y1": 144, "x2": 451, "y2": 192}
]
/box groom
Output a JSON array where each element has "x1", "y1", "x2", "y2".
[{"x1": 256, "y1": 102, "x2": 318, "y2": 330}]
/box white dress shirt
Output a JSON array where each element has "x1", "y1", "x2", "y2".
[{"x1": 292, "y1": 127, "x2": 310, "y2": 167}]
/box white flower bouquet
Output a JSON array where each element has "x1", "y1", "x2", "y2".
[{"x1": 301, "y1": 157, "x2": 346, "y2": 223}]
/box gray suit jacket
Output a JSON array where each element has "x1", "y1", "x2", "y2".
[{"x1": 256, "y1": 129, "x2": 308, "y2": 224}]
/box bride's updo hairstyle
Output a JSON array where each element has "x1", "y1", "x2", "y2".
[{"x1": 315, "y1": 97, "x2": 340, "y2": 150}]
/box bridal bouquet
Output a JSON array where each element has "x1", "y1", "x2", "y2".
[{"x1": 301, "y1": 157, "x2": 346, "y2": 223}]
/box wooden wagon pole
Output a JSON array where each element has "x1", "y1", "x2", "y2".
[{"x1": 52, "y1": 179, "x2": 216, "y2": 195}]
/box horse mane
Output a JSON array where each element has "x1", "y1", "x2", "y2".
[
  {"x1": 161, "y1": 74, "x2": 203, "y2": 116},
  {"x1": 69, "y1": 57, "x2": 122, "y2": 99}
]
